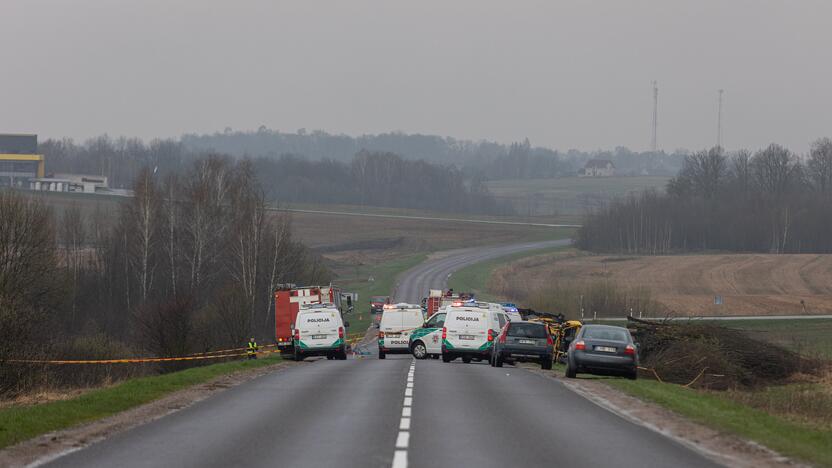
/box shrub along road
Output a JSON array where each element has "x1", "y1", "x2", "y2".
[{"x1": 41, "y1": 239, "x2": 722, "y2": 468}]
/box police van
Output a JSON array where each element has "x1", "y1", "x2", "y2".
[
  {"x1": 378, "y1": 303, "x2": 424, "y2": 359},
  {"x1": 292, "y1": 303, "x2": 348, "y2": 361},
  {"x1": 441, "y1": 302, "x2": 509, "y2": 363}
]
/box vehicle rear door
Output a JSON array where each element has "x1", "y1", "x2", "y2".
[
  {"x1": 505, "y1": 323, "x2": 549, "y2": 354},
  {"x1": 297, "y1": 311, "x2": 339, "y2": 349},
  {"x1": 445, "y1": 309, "x2": 487, "y2": 351},
  {"x1": 394, "y1": 309, "x2": 423, "y2": 349}
]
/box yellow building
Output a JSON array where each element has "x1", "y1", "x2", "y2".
[{"x1": 0, "y1": 134, "x2": 45, "y2": 187}]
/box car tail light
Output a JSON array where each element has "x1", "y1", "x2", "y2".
[
  {"x1": 546, "y1": 333, "x2": 554, "y2": 346},
  {"x1": 338, "y1": 327, "x2": 344, "y2": 339},
  {"x1": 378, "y1": 331, "x2": 385, "y2": 339},
  {"x1": 487, "y1": 329, "x2": 494, "y2": 342},
  {"x1": 442, "y1": 327, "x2": 447, "y2": 340},
  {"x1": 574, "y1": 340, "x2": 586, "y2": 350},
  {"x1": 624, "y1": 344, "x2": 635, "y2": 356},
  {"x1": 294, "y1": 329, "x2": 300, "y2": 341}
]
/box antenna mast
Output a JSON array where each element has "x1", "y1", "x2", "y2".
[
  {"x1": 651, "y1": 80, "x2": 658, "y2": 152},
  {"x1": 717, "y1": 89, "x2": 724, "y2": 149}
]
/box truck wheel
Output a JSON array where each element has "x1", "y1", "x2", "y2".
[
  {"x1": 379, "y1": 350, "x2": 386, "y2": 359},
  {"x1": 495, "y1": 354, "x2": 503, "y2": 367},
  {"x1": 294, "y1": 350, "x2": 304, "y2": 362},
  {"x1": 462, "y1": 356, "x2": 472, "y2": 364},
  {"x1": 336, "y1": 351, "x2": 347, "y2": 360},
  {"x1": 541, "y1": 358, "x2": 553, "y2": 370},
  {"x1": 411, "y1": 341, "x2": 428, "y2": 360},
  {"x1": 442, "y1": 353, "x2": 452, "y2": 363},
  {"x1": 627, "y1": 370, "x2": 638, "y2": 380}
]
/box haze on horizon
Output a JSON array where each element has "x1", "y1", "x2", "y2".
[{"x1": 2, "y1": 0, "x2": 830, "y2": 154}]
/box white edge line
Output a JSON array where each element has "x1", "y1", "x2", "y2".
[{"x1": 561, "y1": 380, "x2": 743, "y2": 466}]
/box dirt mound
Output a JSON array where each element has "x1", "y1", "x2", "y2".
[{"x1": 628, "y1": 317, "x2": 816, "y2": 389}]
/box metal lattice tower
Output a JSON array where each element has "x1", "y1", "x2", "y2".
[
  {"x1": 717, "y1": 89, "x2": 724, "y2": 149},
  {"x1": 651, "y1": 81, "x2": 658, "y2": 152}
]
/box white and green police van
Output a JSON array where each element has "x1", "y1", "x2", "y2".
[
  {"x1": 292, "y1": 303, "x2": 348, "y2": 361},
  {"x1": 378, "y1": 303, "x2": 424, "y2": 359},
  {"x1": 409, "y1": 302, "x2": 508, "y2": 362},
  {"x1": 441, "y1": 302, "x2": 508, "y2": 363}
]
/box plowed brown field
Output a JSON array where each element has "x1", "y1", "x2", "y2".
[{"x1": 502, "y1": 253, "x2": 832, "y2": 316}]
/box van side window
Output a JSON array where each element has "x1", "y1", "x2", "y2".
[{"x1": 426, "y1": 313, "x2": 446, "y2": 328}]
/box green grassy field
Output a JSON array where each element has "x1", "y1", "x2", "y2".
[
  {"x1": 447, "y1": 245, "x2": 574, "y2": 302},
  {"x1": 486, "y1": 176, "x2": 670, "y2": 217},
  {"x1": 0, "y1": 354, "x2": 282, "y2": 450},
  {"x1": 607, "y1": 378, "x2": 832, "y2": 467},
  {"x1": 715, "y1": 318, "x2": 832, "y2": 359},
  {"x1": 339, "y1": 254, "x2": 427, "y2": 339}
]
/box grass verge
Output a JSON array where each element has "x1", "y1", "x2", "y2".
[
  {"x1": 448, "y1": 245, "x2": 572, "y2": 302},
  {"x1": 607, "y1": 378, "x2": 832, "y2": 467},
  {"x1": 0, "y1": 354, "x2": 281, "y2": 450},
  {"x1": 340, "y1": 253, "x2": 428, "y2": 338}
]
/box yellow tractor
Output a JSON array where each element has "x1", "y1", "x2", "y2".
[{"x1": 529, "y1": 312, "x2": 582, "y2": 363}]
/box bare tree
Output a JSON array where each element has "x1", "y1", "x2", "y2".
[
  {"x1": 60, "y1": 205, "x2": 85, "y2": 321},
  {"x1": 228, "y1": 161, "x2": 267, "y2": 332},
  {"x1": 730, "y1": 149, "x2": 752, "y2": 198},
  {"x1": 263, "y1": 212, "x2": 294, "y2": 325},
  {"x1": 125, "y1": 168, "x2": 163, "y2": 302},
  {"x1": 182, "y1": 156, "x2": 232, "y2": 295},
  {"x1": 808, "y1": 137, "x2": 832, "y2": 194},
  {"x1": 680, "y1": 147, "x2": 728, "y2": 200}
]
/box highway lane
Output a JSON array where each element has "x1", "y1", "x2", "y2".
[
  {"x1": 393, "y1": 239, "x2": 571, "y2": 304},
  {"x1": 48, "y1": 356, "x2": 414, "y2": 468},
  {"x1": 44, "y1": 239, "x2": 721, "y2": 468},
  {"x1": 409, "y1": 359, "x2": 715, "y2": 467}
]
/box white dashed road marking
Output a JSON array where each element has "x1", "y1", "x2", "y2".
[{"x1": 392, "y1": 359, "x2": 416, "y2": 468}]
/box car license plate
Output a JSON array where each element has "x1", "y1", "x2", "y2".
[
  {"x1": 311, "y1": 334, "x2": 327, "y2": 340},
  {"x1": 519, "y1": 339, "x2": 536, "y2": 345},
  {"x1": 595, "y1": 346, "x2": 616, "y2": 353},
  {"x1": 458, "y1": 335, "x2": 475, "y2": 340}
]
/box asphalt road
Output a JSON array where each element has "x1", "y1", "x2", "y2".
[
  {"x1": 393, "y1": 239, "x2": 572, "y2": 304},
  {"x1": 46, "y1": 240, "x2": 720, "y2": 468}
]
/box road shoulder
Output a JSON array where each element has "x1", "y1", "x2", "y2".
[
  {"x1": 522, "y1": 366, "x2": 803, "y2": 468},
  {"x1": 0, "y1": 360, "x2": 295, "y2": 468}
]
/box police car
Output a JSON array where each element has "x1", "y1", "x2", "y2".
[
  {"x1": 292, "y1": 303, "x2": 348, "y2": 361},
  {"x1": 441, "y1": 302, "x2": 508, "y2": 363},
  {"x1": 378, "y1": 303, "x2": 424, "y2": 359}
]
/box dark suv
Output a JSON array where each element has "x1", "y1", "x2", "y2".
[{"x1": 491, "y1": 321, "x2": 553, "y2": 370}]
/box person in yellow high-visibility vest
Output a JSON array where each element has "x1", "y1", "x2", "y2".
[{"x1": 247, "y1": 338, "x2": 258, "y2": 359}]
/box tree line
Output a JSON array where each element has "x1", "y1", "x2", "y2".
[
  {"x1": 251, "y1": 151, "x2": 511, "y2": 214},
  {"x1": 39, "y1": 136, "x2": 510, "y2": 215},
  {"x1": 182, "y1": 128, "x2": 685, "y2": 178},
  {"x1": 0, "y1": 155, "x2": 329, "y2": 396},
  {"x1": 576, "y1": 139, "x2": 832, "y2": 254}
]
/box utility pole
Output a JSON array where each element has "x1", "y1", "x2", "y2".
[
  {"x1": 651, "y1": 80, "x2": 658, "y2": 152},
  {"x1": 717, "y1": 89, "x2": 724, "y2": 149}
]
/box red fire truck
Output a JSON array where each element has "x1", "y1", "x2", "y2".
[
  {"x1": 274, "y1": 284, "x2": 345, "y2": 353},
  {"x1": 424, "y1": 289, "x2": 475, "y2": 316}
]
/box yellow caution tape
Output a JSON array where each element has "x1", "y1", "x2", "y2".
[{"x1": 5, "y1": 346, "x2": 284, "y2": 365}]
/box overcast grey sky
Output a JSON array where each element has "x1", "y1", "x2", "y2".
[{"x1": 2, "y1": 0, "x2": 830, "y2": 153}]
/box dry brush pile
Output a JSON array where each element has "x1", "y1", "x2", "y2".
[{"x1": 628, "y1": 317, "x2": 818, "y2": 389}]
